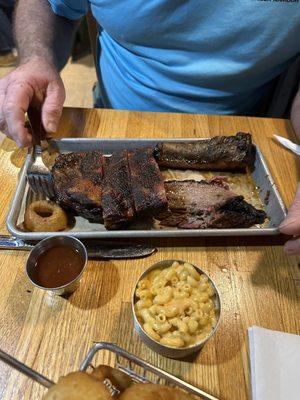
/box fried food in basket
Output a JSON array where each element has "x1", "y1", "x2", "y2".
[
  {"x1": 91, "y1": 365, "x2": 132, "y2": 391},
  {"x1": 24, "y1": 200, "x2": 68, "y2": 232},
  {"x1": 119, "y1": 383, "x2": 193, "y2": 399},
  {"x1": 43, "y1": 370, "x2": 195, "y2": 400},
  {"x1": 43, "y1": 371, "x2": 110, "y2": 400}
]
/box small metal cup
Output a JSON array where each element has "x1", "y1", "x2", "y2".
[
  {"x1": 132, "y1": 260, "x2": 221, "y2": 359},
  {"x1": 26, "y1": 235, "x2": 87, "y2": 296}
]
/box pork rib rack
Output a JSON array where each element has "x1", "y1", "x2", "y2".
[
  {"x1": 52, "y1": 148, "x2": 168, "y2": 229},
  {"x1": 102, "y1": 148, "x2": 168, "y2": 229},
  {"x1": 52, "y1": 150, "x2": 104, "y2": 222}
]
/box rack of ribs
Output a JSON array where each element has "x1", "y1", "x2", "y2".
[
  {"x1": 102, "y1": 148, "x2": 168, "y2": 229},
  {"x1": 154, "y1": 132, "x2": 255, "y2": 171},
  {"x1": 101, "y1": 150, "x2": 135, "y2": 229},
  {"x1": 128, "y1": 148, "x2": 168, "y2": 216},
  {"x1": 52, "y1": 150, "x2": 104, "y2": 222}
]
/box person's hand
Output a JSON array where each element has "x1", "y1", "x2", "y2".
[
  {"x1": 0, "y1": 57, "x2": 65, "y2": 147},
  {"x1": 279, "y1": 184, "x2": 300, "y2": 255}
]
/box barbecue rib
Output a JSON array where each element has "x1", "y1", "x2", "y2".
[
  {"x1": 154, "y1": 132, "x2": 254, "y2": 170},
  {"x1": 102, "y1": 150, "x2": 135, "y2": 229},
  {"x1": 128, "y1": 148, "x2": 168, "y2": 216},
  {"x1": 157, "y1": 179, "x2": 266, "y2": 229},
  {"x1": 52, "y1": 151, "x2": 103, "y2": 222},
  {"x1": 101, "y1": 148, "x2": 168, "y2": 229}
]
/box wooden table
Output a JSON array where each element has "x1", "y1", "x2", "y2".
[{"x1": 0, "y1": 108, "x2": 299, "y2": 400}]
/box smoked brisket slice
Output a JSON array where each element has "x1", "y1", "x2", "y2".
[
  {"x1": 157, "y1": 179, "x2": 266, "y2": 229},
  {"x1": 154, "y1": 132, "x2": 254, "y2": 171},
  {"x1": 128, "y1": 147, "x2": 168, "y2": 216},
  {"x1": 102, "y1": 150, "x2": 135, "y2": 229},
  {"x1": 52, "y1": 151, "x2": 103, "y2": 222}
]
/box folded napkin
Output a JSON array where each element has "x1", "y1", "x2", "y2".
[{"x1": 248, "y1": 326, "x2": 300, "y2": 400}]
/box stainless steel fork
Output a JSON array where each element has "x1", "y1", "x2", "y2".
[
  {"x1": 26, "y1": 106, "x2": 55, "y2": 199},
  {"x1": 27, "y1": 145, "x2": 55, "y2": 198}
]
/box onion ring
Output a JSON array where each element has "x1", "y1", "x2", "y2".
[{"x1": 24, "y1": 200, "x2": 68, "y2": 232}]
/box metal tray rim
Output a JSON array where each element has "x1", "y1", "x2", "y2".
[{"x1": 6, "y1": 138, "x2": 286, "y2": 241}]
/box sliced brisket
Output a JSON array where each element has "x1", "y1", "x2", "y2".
[
  {"x1": 52, "y1": 151, "x2": 103, "y2": 222},
  {"x1": 157, "y1": 179, "x2": 266, "y2": 229},
  {"x1": 154, "y1": 132, "x2": 254, "y2": 171}
]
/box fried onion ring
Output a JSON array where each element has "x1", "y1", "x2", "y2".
[
  {"x1": 119, "y1": 383, "x2": 193, "y2": 400},
  {"x1": 24, "y1": 200, "x2": 68, "y2": 232}
]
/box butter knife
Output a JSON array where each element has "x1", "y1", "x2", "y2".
[
  {"x1": 0, "y1": 236, "x2": 156, "y2": 259},
  {"x1": 273, "y1": 134, "x2": 300, "y2": 156}
]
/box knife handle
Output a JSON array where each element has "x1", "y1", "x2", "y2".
[
  {"x1": 0, "y1": 236, "x2": 32, "y2": 250},
  {"x1": 27, "y1": 106, "x2": 47, "y2": 145}
]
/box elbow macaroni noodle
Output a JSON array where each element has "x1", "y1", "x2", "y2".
[{"x1": 134, "y1": 261, "x2": 218, "y2": 348}]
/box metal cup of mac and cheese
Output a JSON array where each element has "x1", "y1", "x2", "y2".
[{"x1": 132, "y1": 260, "x2": 221, "y2": 359}]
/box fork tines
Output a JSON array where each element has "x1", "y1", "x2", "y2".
[
  {"x1": 27, "y1": 173, "x2": 55, "y2": 199},
  {"x1": 27, "y1": 145, "x2": 55, "y2": 199}
]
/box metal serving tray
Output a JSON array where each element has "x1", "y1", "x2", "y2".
[{"x1": 6, "y1": 138, "x2": 286, "y2": 240}]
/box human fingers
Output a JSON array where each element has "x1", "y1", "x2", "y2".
[
  {"x1": 2, "y1": 79, "x2": 33, "y2": 147},
  {"x1": 279, "y1": 184, "x2": 300, "y2": 236},
  {"x1": 41, "y1": 78, "x2": 65, "y2": 133},
  {"x1": 283, "y1": 236, "x2": 300, "y2": 255},
  {"x1": 0, "y1": 78, "x2": 10, "y2": 137}
]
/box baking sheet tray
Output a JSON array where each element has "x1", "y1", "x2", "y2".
[{"x1": 6, "y1": 138, "x2": 286, "y2": 240}]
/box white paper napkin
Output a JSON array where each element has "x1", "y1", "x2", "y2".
[{"x1": 248, "y1": 326, "x2": 300, "y2": 400}]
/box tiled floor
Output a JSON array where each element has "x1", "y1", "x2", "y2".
[{"x1": 0, "y1": 54, "x2": 97, "y2": 108}]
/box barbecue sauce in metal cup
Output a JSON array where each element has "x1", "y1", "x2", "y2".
[
  {"x1": 26, "y1": 236, "x2": 88, "y2": 295},
  {"x1": 31, "y1": 245, "x2": 84, "y2": 288}
]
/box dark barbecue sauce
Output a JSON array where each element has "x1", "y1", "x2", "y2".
[{"x1": 32, "y1": 245, "x2": 84, "y2": 288}]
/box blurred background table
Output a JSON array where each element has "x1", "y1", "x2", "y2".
[{"x1": 0, "y1": 108, "x2": 299, "y2": 400}]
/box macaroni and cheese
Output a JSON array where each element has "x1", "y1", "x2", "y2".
[{"x1": 134, "y1": 261, "x2": 218, "y2": 348}]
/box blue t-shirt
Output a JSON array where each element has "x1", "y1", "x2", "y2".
[{"x1": 48, "y1": 0, "x2": 300, "y2": 115}]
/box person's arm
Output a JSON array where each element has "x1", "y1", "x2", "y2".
[
  {"x1": 15, "y1": 0, "x2": 79, "y2": 70},
  {"x1": 291, "y1": 88, "x2": 300, "y2": 141},
  {"x1": 0, "y1": 0, "x2": 81, "y2": 147}
]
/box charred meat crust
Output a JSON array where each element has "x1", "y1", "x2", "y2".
[
  {"x1": 52, "y1": 148, "x2": 168, "y2": 228},
  {"x1": 101, "y1": 150, "x2": 135, "y2": 229},
  {"x1": 128, "y1": 148, "x2": 168, "y2": 217},
  {"x1": 157, "y1": 179, "x2": 267, "y2": 229},
  {"x1": 154, "y1": 132, "x2": 254, "y2": 170},
  {"x1": 52, "y1": 151, "x2": 103, "y2": 222}
]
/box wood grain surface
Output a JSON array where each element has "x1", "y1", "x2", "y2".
[{"x1": 0, "y1": 108, "x2": 299, "y2": 400}]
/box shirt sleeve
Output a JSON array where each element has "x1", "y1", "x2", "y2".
[{"x1": 47, "y1": 0, "x2": 88, "y2": 20}]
